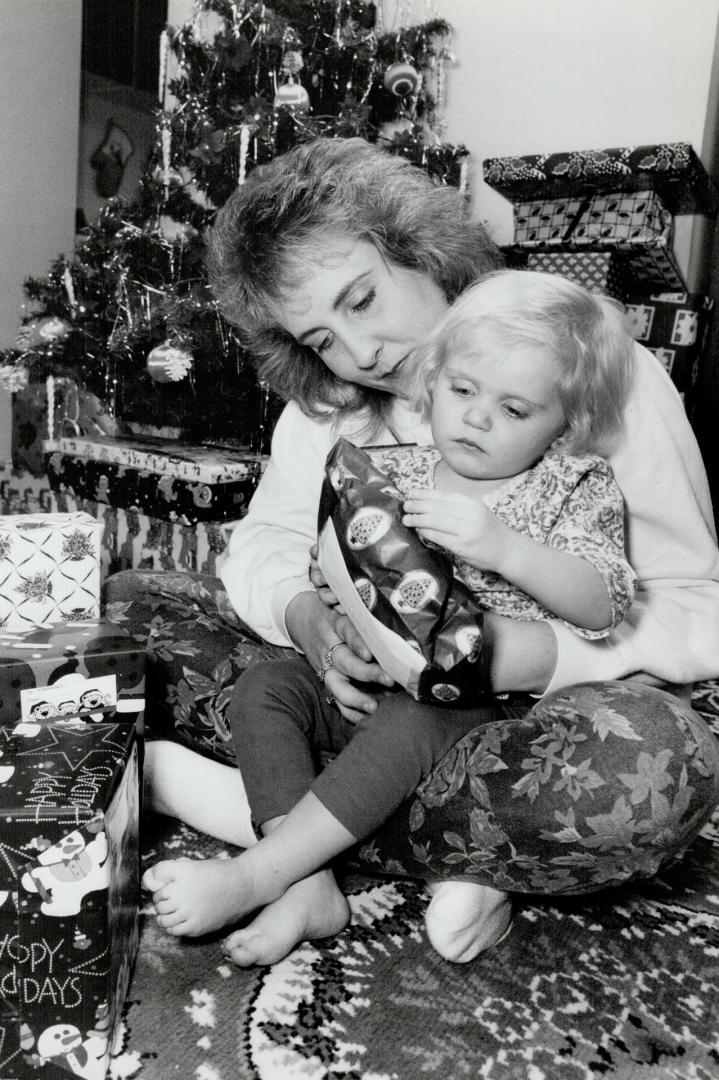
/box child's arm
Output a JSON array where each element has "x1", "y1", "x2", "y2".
[
  {"x1": 403, "y1": 490, "x2": 613, "y2": 630},
  {"x1": 403, "y1": 460, "x2": 636, "y2": 635}
]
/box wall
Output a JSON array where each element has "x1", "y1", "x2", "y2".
[{"x1": 0, "y1": 0, "x2": 82, "y2": 459}]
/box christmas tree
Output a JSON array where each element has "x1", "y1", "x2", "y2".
[{"x1": 0, "y1": 0, "x2": 468, "y2": 454}]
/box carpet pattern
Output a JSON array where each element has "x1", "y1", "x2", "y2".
[{"x1": 110, "y1": 682, "x2": 719, "y2": 1080}]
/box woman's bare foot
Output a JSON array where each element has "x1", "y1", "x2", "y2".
[
  {"x1": 424, "y1": 880, "x2": 512, "y2": 963},
  {"x1": 142, "y1": 852, "x2": 274, "y2": 936},
  {"x1": 223, "y1": 869, "x2": 350, "y2": 967}
]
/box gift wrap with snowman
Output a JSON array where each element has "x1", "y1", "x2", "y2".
[
  {"x1": 0, "y1": 711, "x2": 140, "y2": 1080},
  {"x1": 317, "y1": 439, "x2": 487, "y2": 705}
]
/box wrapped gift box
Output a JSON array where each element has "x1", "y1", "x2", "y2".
[
  {"x1": 0, "y1": 618, "x2": 145, "y2": 728},
  {"x1": 11, "y1": 378, "x2": 132, "y2": 478},
  {"x1": 502, "y1": 186, "x2": 685, "y2": 293},
  {"x1": 502, "y1": 248, "x2": 631, "y2": 302},
  {"x1": 43, "y1": 436, "x2": 265, "y2": 526},
  {"x1": 512, "y1": 189, "x2": 670, "y2": 247},
  {"x1": 483, "y1": 142, "x2": 719, "y2": 216},
  {"x1": 0, "y1": 715, "x2": 139, "y2": 1079},
  {"x1": 0, "y1": 513, "x2": 103, "y2": 631},
  {"x1": 504, "y1": 240, "x2": 684, "y2": 295},
  {"x1": 623, "y1": 291, "x2": 715, "y2": 410},
  {"x1": 0, "y1": 466, "x2": 240, "y2": 580}
]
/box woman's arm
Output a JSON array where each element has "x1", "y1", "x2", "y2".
[
  {"x1": 219, "y1": 402, "x2": 394, "y2": 718},
  {"x1": 220, "y1": 402, "x2": 335, "y2": 647},
  {"x1": 548, "y1": 344, "x2": 719, "y2": 690}
]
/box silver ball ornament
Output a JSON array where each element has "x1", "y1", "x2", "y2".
[
  {"x1": 383, "y1": 62, "x2": 420, "y2": 97},
  {"x1": 146, "y1": 341, "x2": 193, "y2": 383},
  {"x1": 274, "y1": 81, "x2": 310, "y2": 113}
]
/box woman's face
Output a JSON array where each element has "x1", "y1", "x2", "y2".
[{"x1": 275, "y1": 239, "x2": 449, "y2": 396}]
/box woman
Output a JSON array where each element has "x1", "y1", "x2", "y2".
[{"x1": 126, "y1": 137, "x2": 719, "y2": 964}]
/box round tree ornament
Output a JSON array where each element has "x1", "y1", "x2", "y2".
[
  {"x1": 146, "y1": 341, "x2": 193, "y2": 383},
  {"x1": 274, "y1": 80, "x2": 310, "y2": 113},
  {"x1": 383, "y1": 61, "x2": 420, "y2": 97}
]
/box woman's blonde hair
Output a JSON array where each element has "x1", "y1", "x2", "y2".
[
  {"x1": 206, "y1": 137, "x2": 503, "y2": 428},
  {"x1": 412, "y1": 270, "x2": 636, "y2": 455}
]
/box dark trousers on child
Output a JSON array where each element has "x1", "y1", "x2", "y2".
[{"x1": 229, "y1": 658, "x2": 495, "y2": 839}]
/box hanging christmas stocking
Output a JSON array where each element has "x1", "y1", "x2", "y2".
[{"x1": 90, "y1": 118, "x2": 135, "y2": 198}]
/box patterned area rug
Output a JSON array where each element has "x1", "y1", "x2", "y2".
[{"x1": 110, "y1": 683, "x2": 719, "y2": 1080}]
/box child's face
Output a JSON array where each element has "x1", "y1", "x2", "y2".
[{"x1": 430, "y1": 343, "x2": 567, "y2": 481}]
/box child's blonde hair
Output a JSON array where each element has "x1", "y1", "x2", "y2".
[{"x1": 413, "y1": 269, "x2": 636, "y2": 455}]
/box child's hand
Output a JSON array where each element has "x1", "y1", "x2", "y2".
[{"x1": 402, "y1": 489, "x2": 509, "y2": 572}]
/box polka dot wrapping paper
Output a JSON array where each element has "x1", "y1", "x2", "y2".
[{"x1": 317, "y1": 438, "x2": 487, "y2": 705}]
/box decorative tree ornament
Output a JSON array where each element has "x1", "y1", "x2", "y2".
[
  {"x1": 273, "y1": 80, "x2": 310, "y2": 113},
  {"x1": 62, "y1": 265, "x2": 77, "y2": 312},
  {"x1": 158, "y1": 215, "x2": 199, "y2": 243},
  {"x1": 281, "y1": 50, "x2": 304, "y2": 76},
  {"x1": 383, "y1": 61, "x2": 420, "y2": 97},
  {"x1": 158, "y1": 29, "x2": 169, "y2": 107},
  {"x1": 238, "y1": 123, "x2": 250, "y2": 186},
  {"x1": 46, "y1": 375, "x2": 55, "y2": 439},
  {"x1": 161, "y1": 122, "x2": 172, "y2": 199},
  {"x1": 15, "y1": 316, "x2": 71, "y2": 350},
  {"x1": 146, "y1": 341, "x2": 194, "y2": 383}
]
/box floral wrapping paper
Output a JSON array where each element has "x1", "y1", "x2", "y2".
[
  {"x1": 0, "y1": 465, "x2": 239, "y2": 581},
  {"x1": 623, "y1": 290, "x2": 715, "y2": 411},
  {"x1": 0, "y1": 512, "x2": 103, "y2": 631},
  {"x1": 319, "y1": 439, "x2": 487, "y2": 705},
  {"x1": 482, "y1": 142, "x2": 719, "y2": 216},
  {"x1": 0, "y1": 716, "x2": 139, "y2": 1080}
]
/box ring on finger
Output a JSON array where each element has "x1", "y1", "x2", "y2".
[
  {"x1": 324, "y1": 642, "x2": 344, "y2": 669},
  {"x1": 316, "y1": 642, "x2": 343, "y2": 684}
]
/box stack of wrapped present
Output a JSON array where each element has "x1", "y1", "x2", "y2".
[
  {"x1": 0, "y1": 513, "x2": 145, "y2": 1079},
  {"x1": 483, "y1": 142, "x2": 717, "y2": 412},
  {"x1": 0, "y1": 433, "x2": 267, "y2": 580}
]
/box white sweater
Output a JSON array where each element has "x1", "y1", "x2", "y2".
[{"x1": 220, "y1": 344, "x2": 719, "y2": 689}]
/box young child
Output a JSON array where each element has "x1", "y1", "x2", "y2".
[{"x1": 143, "y1": 270, "x2": 638, "y2": 966}]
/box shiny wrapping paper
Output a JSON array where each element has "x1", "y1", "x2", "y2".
[
  {"x1": 0, "y1": 618, "x2": 146, "y2": 728},
  {"x1": 318, "y1": 439, "x2": 487, "y2": 705}
]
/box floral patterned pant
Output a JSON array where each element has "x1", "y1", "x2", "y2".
[{"x1": 104, "y1": 570, "x2": 719, "y2": 895}]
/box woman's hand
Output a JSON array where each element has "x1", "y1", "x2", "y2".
[
  {"x1": 285, "y1": 591, "x2": 394, "y2": 723},
  {"x1": 403, "y1": 488, "x2": 510, "y2": 573}
]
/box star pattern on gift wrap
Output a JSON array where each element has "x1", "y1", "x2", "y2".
[{"x1": 11, "y1": 724, "x2": 129, "y2": 773}]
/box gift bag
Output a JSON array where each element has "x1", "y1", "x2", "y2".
[{"x1": 317, "y1": 439, "x2": 487, "y2": 705}]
